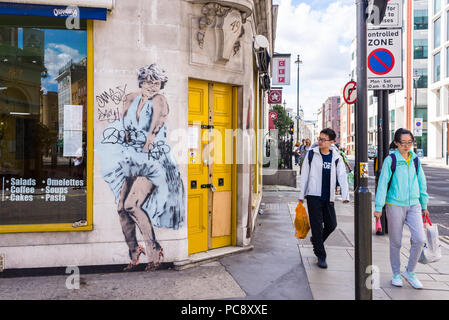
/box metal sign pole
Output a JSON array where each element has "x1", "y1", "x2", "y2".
[
  {"x1": 375, "y1": 90, "x2": 385, "y2": 235},
  {"x1": 355, "y1": 0, "x2": 373, "y2": 301},
  {"x1": 296, "y1": 55, "x2": 300, "y2": 142},
  {"x1": 381, "y1": 89, "x2": 390, "y2": 234}
]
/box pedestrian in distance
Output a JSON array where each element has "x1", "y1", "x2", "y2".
[
  {"x1": 334, "y1": 143, "x2": 352, "y2": 195},
  {"x1": 374, "y1": 128, "x2": 429, "y2": 289},
  {"x1": 294, "y1": 141, "x2": 301, "y2": 166},
  {"x1": 299, "y1": 128, "x2": 350, "y2": 269},
  {"x1": 299, "y1": 138, "x2": 311, "y2": 173}
]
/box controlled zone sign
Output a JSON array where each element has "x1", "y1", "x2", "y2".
[
  {"x1": 367, "y1": 29, "x2": 402, "y2": 90},
  {"x1": 414, "y1": 118, "x2": 423, "y2": 137},
  {"x1": 343, "y1": 81, "x2": 357, "y2": 104}
]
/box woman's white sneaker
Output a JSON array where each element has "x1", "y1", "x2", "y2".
[
  {"x1": 391, "y1": 273, "x2": 403, "y2": 287},
  {"x1": 402, "y1": 269, "x2": 423, "y2": 289}
]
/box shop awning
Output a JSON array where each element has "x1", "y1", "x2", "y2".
[{"x1": 0, "y1": 1, "x2": 111, "y2": 20}]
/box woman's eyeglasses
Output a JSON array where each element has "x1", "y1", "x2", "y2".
[{"x1": 398, "y1": 141, "x2": 414, "y2": 146}]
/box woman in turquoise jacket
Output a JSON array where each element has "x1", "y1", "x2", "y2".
[{"x1": 374, "y1": 128, "x2": 429, "y2": 289}]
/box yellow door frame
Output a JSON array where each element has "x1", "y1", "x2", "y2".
[{"x1": 187, "y1": 79, "x2": 237, "y2": 253}]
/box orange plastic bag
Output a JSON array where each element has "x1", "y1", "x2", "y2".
[{"x1": 294, "y1": 202, "x2": 310, "y2": 239}]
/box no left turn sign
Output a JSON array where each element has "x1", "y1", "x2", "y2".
[{"x1": 343, "y1": 81, "x2": 357, "y2": 104}]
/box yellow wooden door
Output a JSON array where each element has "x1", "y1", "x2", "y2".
[
  {"x1": 211, "y1": 83, "x2": 233, "y2": 249},
  {"x1": 188, "y1": 80, "x2": 234, "y2": 254},
  {"x1": 188, "y1": 80, "x2": 209, "y2": 254}
]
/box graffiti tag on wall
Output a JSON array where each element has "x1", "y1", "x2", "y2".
[{"x1": 96, "y1": 85, "x2": 127, "y2": 122}]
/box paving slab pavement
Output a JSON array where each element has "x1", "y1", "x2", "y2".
[
  {"x1": 0, "y1": 262, "x2": 247, "y2": 300},
  {"x1": 288, "y1": 194, "x2": 449, "y2": 300},
  {"x1": 0, "y1": 189, "x2": 313, "y2": 301},
  {"x1": 221, "y1": 192, "x2": 313, "y2": 300}
]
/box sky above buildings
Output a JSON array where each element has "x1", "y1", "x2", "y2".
[
  {"x1": 273, "y1": 0, "x2": 356, "y2": 120},
  {"x1": 41, "y1": 29, "x2": 87, "y2": 92}
]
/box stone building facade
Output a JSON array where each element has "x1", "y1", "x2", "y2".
[{"x1": 0, "y1": 0, "x2": 277, "y2": 272}]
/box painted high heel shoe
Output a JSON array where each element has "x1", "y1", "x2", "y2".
[
  {"x1": 123, "y1": 245, "x2": 146, "y2": 272},
  {"x1": 145, "y1": 242, "x2": 164, "y2": 272}
]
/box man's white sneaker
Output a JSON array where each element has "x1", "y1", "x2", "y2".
[
  {"x1": 391, "y1": 273, "x2": 403, "y2": 287},
  {"x1": 402, "y1": 269, "x2": 423, "y2": 289}
]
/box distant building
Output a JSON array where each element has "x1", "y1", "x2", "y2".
[
  {"x1": 322, "y1": 96, "x2": 341, "y2": 144},
  {"x1": 303, "y1": 120, "x2": 317, "y2": 141}
]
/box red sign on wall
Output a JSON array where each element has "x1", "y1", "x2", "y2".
[
  {"x1": 269, "y1": 110, "x2": 278, "y2": 130},
  {"x1": 268, "y1": 90, "x2": 282, "y2": 104}
]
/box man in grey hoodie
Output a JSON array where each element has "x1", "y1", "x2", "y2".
[{"x1": 299, "y1": 128, "x2": 350, "y2": 268}]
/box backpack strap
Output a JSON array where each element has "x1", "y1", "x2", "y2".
[
  {"x1": 390, "y1": 153, "x2": 397, "y2": 173},
  {"x1": 308, "y1": 149, "x2": 314, "y2": 167},
  {"x1": 413, "y1": 156, "x2": 419, "y2": 173},
  {"x1": 387, "y1": 153, "x2": 396, "y2": 192},
  {"x1": 335, "y1": 158, "x2": 340, "y2": 186}
]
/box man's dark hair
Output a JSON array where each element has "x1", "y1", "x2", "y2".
[{"x1": 320, "y1": 128, "x2": 336, "y2": 141}]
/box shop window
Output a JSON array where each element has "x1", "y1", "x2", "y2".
[
  {"x1": 0, "y1": 17, "x2": 92, "y2": 232},
  {"x1": 415, "y1": 108, "x2": 428, "y2": 122},
  {"x1": 414, "y1": 10, "x2": 428, "y2": 30},
  {"x1": 414, "y1": 39, "x2": 428, "y2": 59},
  {"x1": 414, "y1": 68, "x2": 428, "y2": 88}
]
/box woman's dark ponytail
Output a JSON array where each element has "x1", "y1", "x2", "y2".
[{"x1": 389, "y1": 128, "x2": 415, "y2": 150}]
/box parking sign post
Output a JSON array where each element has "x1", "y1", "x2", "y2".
[{"x1": 355, "y1": 0, "x2": 373, "y2": 301}]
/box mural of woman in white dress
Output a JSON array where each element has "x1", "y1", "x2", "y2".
[{"x1": 97, "y1": 64, "x2": 185, "y2": 271}]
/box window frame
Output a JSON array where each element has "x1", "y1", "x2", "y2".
[
  {"x1": 435, "y1": 0, "x2": 442, "y2": 15},
  {"x1": 434, "y1": 17, "x2": 441, "y2": 49},
  {"x1": 434, "y1": 51, "x2": 441, "y2": 83},
  {"x1": 0, "y1": 20, "x2": 94, "y2": 234},
  {"x1": 414, "y1": 39, "x2": 428, "y2": 59}
]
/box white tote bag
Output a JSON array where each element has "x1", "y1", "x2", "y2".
[{"x1": 419, "y1": 216, "x2": 442, "y2": 264}]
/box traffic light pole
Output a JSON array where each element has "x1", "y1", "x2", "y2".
[
  {"x1": 296, "y1": 55, "x2": 300, "y2": 142},
  {"x1": 355, "y1": 0, "x2": 373, "y2": 300}
]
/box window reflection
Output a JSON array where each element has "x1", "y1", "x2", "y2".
[{"x1": 0, "y1": 24, "x2": 87, "y2": 226}]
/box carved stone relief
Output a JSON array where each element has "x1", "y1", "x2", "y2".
[{"x1": 197, "y1": 2, "x2": 248, "y2": 64}]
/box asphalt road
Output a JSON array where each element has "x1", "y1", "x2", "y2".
[{"x1": 348, "y1": 159, "x2": 449, "y2": 241}]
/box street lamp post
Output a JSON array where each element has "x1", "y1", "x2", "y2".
[{"x1": 295, "y1": 55, "x2": 302, "y2": 142}]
